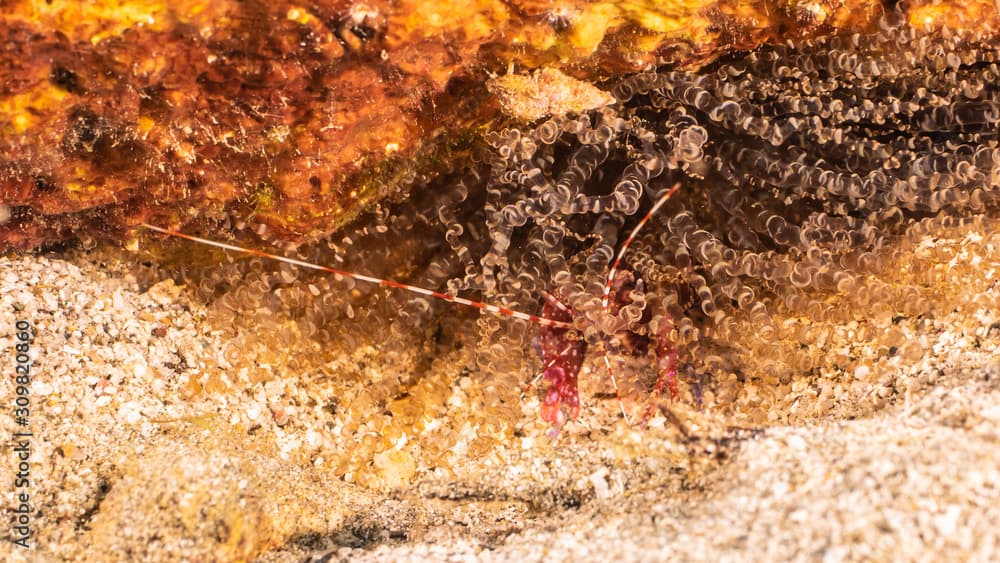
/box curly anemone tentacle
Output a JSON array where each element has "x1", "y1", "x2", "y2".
[{"x1": 473, "y1": 9, "x2": 1000, "y2": 424}]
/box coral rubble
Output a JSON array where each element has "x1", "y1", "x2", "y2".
[{"x1": 3, "y1": 0, "x2": 890, "y2": 249}]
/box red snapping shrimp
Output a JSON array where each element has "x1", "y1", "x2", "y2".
[{"x1": 141, "y1": 184, "x2": 681, "y2": 434}]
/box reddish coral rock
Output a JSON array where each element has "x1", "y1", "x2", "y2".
[{"x1": 2, "y1": 0, "x2": 963, "y2": 250}]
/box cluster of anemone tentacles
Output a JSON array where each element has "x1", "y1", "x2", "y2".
[
  {"x1": 173, "y1": 11, "x2": 1000, "y2": 425},
  {"x1": 435, "y1": 11, "x2": 1000, "y2": 399}
]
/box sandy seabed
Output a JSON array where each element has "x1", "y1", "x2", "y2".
[{"x1": 1, "y1": 225, "x2": 998, "y2": 562}]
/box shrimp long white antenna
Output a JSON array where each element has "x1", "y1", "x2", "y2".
[
  {"x1": 598, "y1": 182, "x2": 681, "y2": 424},
  {"x1": 140, "y1": 223, "x2": 575, "y2": 330},
  {"x1": 601, "y1": 182, "x2": 681, "y2": 311}
]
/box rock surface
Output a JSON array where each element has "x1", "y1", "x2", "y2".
[{"x1": 1, "y1": 0, "x2": 895, "y2": 249}]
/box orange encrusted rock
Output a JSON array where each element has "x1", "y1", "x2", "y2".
[{"x1": 1, "y1": 0, "x2": 980, "y2": 250}]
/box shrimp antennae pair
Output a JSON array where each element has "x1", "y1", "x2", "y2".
[
  {"x1": 140, "y1": 182, "x2": 680, "y2": 427},
  {"x1": 140, "y1": 223, "x2": 573, "y2": 330}
]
